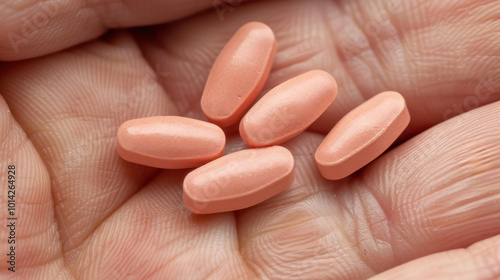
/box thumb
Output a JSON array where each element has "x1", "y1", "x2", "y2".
[
  {"x1": 370, "y1": 235, "x2": 500, "y2": 280},
  {"x1": 0, "y1": 0, "x2": 233, "y2": 61}
]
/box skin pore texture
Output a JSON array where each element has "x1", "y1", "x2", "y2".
[{"x1": 0, "y1": 0, "x2": 499, "y2": 279}]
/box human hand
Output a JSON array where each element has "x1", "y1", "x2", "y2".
[{"x1": 1, "y1": 0, "x2": 499, "y2": 279}]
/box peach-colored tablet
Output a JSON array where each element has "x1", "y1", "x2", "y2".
[
  {"x1": 240, "y1": 70, "x2": 337, "y2": 147},
  {"x1": 117, "y1": 116, "x2": 225, "y2": 169},
  {"x1": 201, "y1": 22, "x2": 277, "y2": 127},
  {"x1": 183, "y1": 146, "x2": 294, "y2": 214},
  {"x1": 315, "y1": 91, "x2": 410, "y2": 180}
]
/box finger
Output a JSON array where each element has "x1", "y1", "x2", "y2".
[
  {"x1": 137, "y1": 0, "x2": 500, "y2": 138},
  {"x1": 236, "y1": 100, "x2": 500, "y2": 279},
  {"x1": 369, "y1": 235, "x2": 500, "y2": 280},
  {"x1": 0, "y1": 31, "x2": 177, "y2": 260},
  {"x1": 0, "y1": 97, "x2": 70, "y2": 278},
  {"x1": 0, "y1": 0, "x2": 219, "y2": 61}
]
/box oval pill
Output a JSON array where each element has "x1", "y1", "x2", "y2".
[
  {"x1": 315, "y1": 91, "x2": 410, "y2": 180},
  {"x1": 240, "y1": 70, "x2": 338, "y2": 147},
  {"x1": 183, "y1": 146, "x2": 294, "y2": 214},
  {"x1": 117, "y1": 116, "x2": 225, "y2": 169},
  {"x1": 201, "y1": 22, "x2": 277, "y2": 127}
]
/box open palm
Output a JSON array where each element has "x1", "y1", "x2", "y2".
[{"x1": 1, "y1": 0, "x2": 499, "y2": 279}]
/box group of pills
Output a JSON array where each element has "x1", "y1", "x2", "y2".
[{"x1": 116, "y1": 22, "x2": 410, "y2": 214}]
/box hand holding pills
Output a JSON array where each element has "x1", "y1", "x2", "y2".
[
  {"x1": 3, "y1": 1, "x2": 499, "y2": 278},
  {"x1": 117, "y1": 22, "x2": 410, "y2": 214}
]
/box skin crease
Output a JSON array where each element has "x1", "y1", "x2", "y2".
[{"x1": 0, "y1": 0, "x2": 499, "y2": 279}]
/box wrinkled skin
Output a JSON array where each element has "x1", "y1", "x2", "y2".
[{"x1": 0, "y1": 0, "x2": 500, "y2": 279}]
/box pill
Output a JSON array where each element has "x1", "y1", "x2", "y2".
[
  {"x1": 315, "y1": 91, "x2": 410, "y2": 180},
  {"x1": 201, "y1": 22, "x2": 277, "y2": 127},
  {"x1": 117, "y1": 116, "x2": 225, "y2": 169},
  {"x1": 183, "y1": 146, "x2": 294, "y2": 214},
  {"x1": 240, "y1": 70, "x2": 338, "y2": 147}
]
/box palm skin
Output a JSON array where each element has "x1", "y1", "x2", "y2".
[{"x1": 0, "y1": 0, "x2": 499, "y2": 279}]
